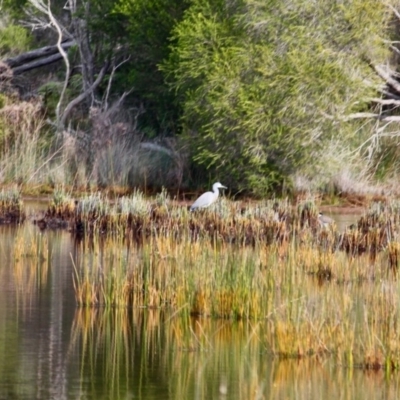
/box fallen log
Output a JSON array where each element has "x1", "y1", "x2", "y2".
[
  {"x1": 12, "y1": 53, "x2": 64, "y2": 75},
  {"x1": 3, "y1": 40, "x2": 75, "y2": 73}
]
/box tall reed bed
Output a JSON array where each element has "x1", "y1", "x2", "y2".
[
  {"x1": 55, "y1": 190, "x2": 400, "y2": 368},
  {"x1": 0, "y1": 99, "x2": 48, "y2": 184},
  {"x1": 71, "y1": 228, "x2": 400, "y2": 369}
]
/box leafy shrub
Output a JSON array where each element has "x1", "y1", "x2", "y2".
[
  {"x1": 163, "y1": 0, "x2": 391, "y2": 195},
  {"x1": 0, "y1": 24, "x2": 31, "y2": 56}
]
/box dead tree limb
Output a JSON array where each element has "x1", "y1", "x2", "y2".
[
  {"x1": 46, "y1": 0, "x2": 71, "y2": 128},
  {"x1": 374, "y1": 64, "x2": 400, "y2": 95},
  {"x1": 4, "y1": 41, "x2": 75, "y2": 69},
  {"x1": 11, "y1": 53, "x2": 66, "y2": 75},
  {"x1": 345, "y1": 113, "x2": 400, "y2": 122},
  {"x1": 60, "y1": 61, "x2": 109, "y2": 127}
]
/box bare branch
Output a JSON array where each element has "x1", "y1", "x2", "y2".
[
  {"x1": 387, "y1": 3, "x2": 400, "y2": 22},
  {"x1": 103, "y1": 57, "x2": 131, "y2": 111},
  {"x1": 12, "y1": 53, "x2": 65, "y2": 74},
  {"x1": 389, "y1": 45, "x2": 400, "y2": 56},
  {"x1": 60, "y1": 61, "x2": 109, "y2": 127},
  {"x1": 4, "y1": 41, "x2": 76, "y2": 75},
  {"x1": 26, "y1": 0, "x2": 47, "y2": 14},
  {"x1": 4, "y1": 41, "x2": 75, "y2": 68},
  {"x1": 27, "y1": 0, "x2": 71, "y2": 130},
  {"x1": 370, "y1": 97, "x2": 400, "y2": 106},
  {"x1": 374, "y1": 64, "x2": 400, "y2": 94},
  {"x1": 70, "y1": 0, "x2": 95, "y2": 100},
  {"x1": 19, "y1": 14, "x2": 52, "y2": 31},
  {"x1": 379, "y1": 90, "x2": 400, "y2": 100},
  {"x1": 345, "y1": 112, "x2": 400, "y2": 122},
  {"x1": 46, "y1": 2, "x2": 70, "y2": 128},
  {"x1": 104, "y1": 90, "x2": 133, "y2": 116}
]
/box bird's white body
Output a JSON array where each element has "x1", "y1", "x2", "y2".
[
  {"x1": 190, "y1": 182, "x2": 227, "y2": 211},
  {"x1": 318, "y1": 212, "x2": 334, "y2": 227}
]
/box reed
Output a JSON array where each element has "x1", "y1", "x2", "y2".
[
  {"x1": 71, "y1": 216, "x2": 400, "y2": 369},
  {"x1": 56, "y1": 191, "x2": 400, "y2": 369},
  {"x1": 42, "y1": 189, "x2": 317, "y2": 243},
  {"x1": 0, "y1": 186, "x2": 25, "y2": 223}
]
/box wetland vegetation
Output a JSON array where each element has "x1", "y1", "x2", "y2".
[
  {"x1": 3, "y1": 187, "x2": 400, "y2": 374},
  {"x1": 3, "y1": 1, "x2": 400, "y2": 395}
]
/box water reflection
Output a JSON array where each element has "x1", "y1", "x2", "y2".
[
  {"x1": 0, "y1": 224, "x2": 77, "y2": 400},
  {"x1": 0, "y1": 210, "x2": 400, "y2": 399},
  {"x1": 321, "y1": 210, "x2": 361, "y2": 232},
  {"x1": 68, "y1": 309, "x2": 400, "y2": 400}
]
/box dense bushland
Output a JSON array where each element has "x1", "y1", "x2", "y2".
[{"x1": 1, "y1": 0, "x2": 400, "y2": 196}]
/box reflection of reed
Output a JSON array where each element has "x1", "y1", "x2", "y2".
[
  {"x1": 69, "y1": 309, "x2": 272, "y2": 399},
  {"x1": 70, "y1": 308, "x2": 133, "y2": 393},
  {"x1": 161, "y1": 317, "x2": 270, "y2": 399},
  {"x1": 69, "y1": 307, "x2": 400, "y2": 399},
  {"x1": 70, "y1": 308, "x2": 175, "y2": 399},
  {"x1": 13, "y1": 226, "x2": 49, "y2": 307}
]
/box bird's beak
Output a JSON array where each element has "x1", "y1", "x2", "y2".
[{"x1": 221, "y1": 186, "x2": 227, "y2": 189}]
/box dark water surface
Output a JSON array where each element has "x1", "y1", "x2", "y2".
[{"x1": 0, "y1": 203, "x2": 399, "y2": 400}]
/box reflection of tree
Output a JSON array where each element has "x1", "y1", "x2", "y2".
[{"x1": 0, "y1": 224, "x2": 78, "y2": 399}]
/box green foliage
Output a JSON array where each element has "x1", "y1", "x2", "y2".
[
  {"x1": 38, "y1": 76, "x2": 82, "y2": 118},
  {"x1": 37, "y1": 82, "x2": 64, "y2": 118},
  {"x1": 0, "y1": 25, "x2": 31, "y2": 56},
  {"x1": 0, "y1": 95, "x2": 7, "y2": 109},
  {"x1": 114, "y1": 0, "x2": 189, "y2": 134},
  {"x1": 86, "y1": 0, "x2": 130, "y2": 44},
  {"x1": 1, "y1": 0, "x2": 396, "y2": 193},
  {"x1": 0, "y1": 0, "x2": 28, "y2": 19},
  {"x1": 163, "y1": 0, "x2": 390, "y2": 194}
]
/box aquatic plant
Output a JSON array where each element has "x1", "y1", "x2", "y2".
[
  {"x1": 0, "y1": 186, "x2": 24, "y2": 223},
  {"x1": 36, "y1": 186, "x2": 75, "y2": 229}
]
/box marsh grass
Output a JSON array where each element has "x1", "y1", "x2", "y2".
[
  {"x1": 44, "y1": 189, "x2": 313, "y2": 243},
  {"x1": 46, "y1": 190, "x2": 400, "y2": 369},
  {"x1": 70, "y1": 225, "x2": 400, "y2": 369},
  {"x1": 0, "y1": 99, "x2": 49, "y2": 185},
  {"x1": 0, "y1": 186, "x2": 24, "y2": 223}
]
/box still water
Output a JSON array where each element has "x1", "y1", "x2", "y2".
[{"x1": 0, "y1": 204, "x2": 400, "y2": 400}]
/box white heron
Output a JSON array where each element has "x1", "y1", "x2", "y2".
[
  {"x1": 318, "y1": 212, "x2": 334, "y2": 228},
  {"x1": 190, "y1": 182, "x2": 227, "y2": 211}
]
